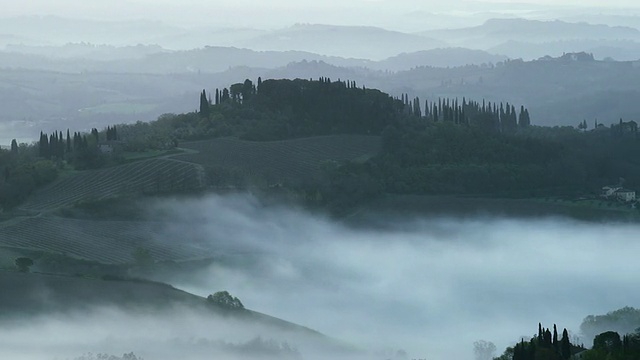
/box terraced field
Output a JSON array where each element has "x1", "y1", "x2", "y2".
[
  {"x1": 0, "y1": 216, "x2": 217, "y2": 264},
  {"x1": 20, "y1": 158, "x2": 205, "y2": 212},
  {"x1": 176, "y1": 135, "x2": 382, "y2": 184}
]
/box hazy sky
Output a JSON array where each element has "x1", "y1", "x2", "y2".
[{"x1": 2, "y1": 0, "x2": 640, "y2": 30}]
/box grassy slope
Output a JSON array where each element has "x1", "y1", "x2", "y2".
[
  {"x1": 176, "y1": 135, "x2": 382, "y2": 184},
  {"x1": 0, "y1": 270, "x2": 325, "y2": 339},
  {"x1": 0, "y1": 216, "x2": 205, "y2": 264}
]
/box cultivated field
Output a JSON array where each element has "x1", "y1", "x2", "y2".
[
  {"x1": 176, "y1": 135, "x2": 382, "y2": 184},
  {"x1": 20, "y1": 158, "x2": 205, "y2": 212}
]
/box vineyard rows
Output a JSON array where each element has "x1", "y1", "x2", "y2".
[
  {"x1": 0, "y1": 216, "x2": 217, "y2": 264},
  {"x1": 176, "y1": 135, "x2": 382, "y2": 183},
  {"x1": 20, "y1": 158, "x2": 205, "y2": 212}
]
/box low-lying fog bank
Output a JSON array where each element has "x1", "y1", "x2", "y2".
[
  {"x1": 3, "y1": 193, "x2": 639, "y2": 360},
  {"x1": 150, "y1": 194, "x2": 640, "y2": 360}
]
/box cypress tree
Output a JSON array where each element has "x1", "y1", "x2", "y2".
[
  {"x1": 538, "y1": 323, "x2": 543, "y2": 344},
  {"x1": 59, "y1": 131, "x2": 64, "y2": 157},
  {"x1": 10, "y1": 139, "x2": 18, "y2": 153},
  {"x1": 414, "y1": 97, "x2": 421, "y2": 117},
  {"x1": 49, "y1": 133, "x2": 55, "y2": 159},
  {"x1": 199, "y1": 89, "x2": 209, "y2": 117},
  {"x1": 66, "y1": 129, "x2": 71, "y2": 153},
  {"x1": 560, "y1": 328, "x2": 571, "y2": 359},
  {"x1": 544, "y1": 329, "x2": 552, "y2": 347}
]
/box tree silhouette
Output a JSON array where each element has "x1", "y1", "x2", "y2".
[
  {"x1": 14, "y1": 257, "x2": 34, "y2": 272},
  {"x1": 199, "y1": 89, "x2": 210, "y2": 117},
  {"x1": 473, "y1": 340, "x2": 496, "y2": 360}
]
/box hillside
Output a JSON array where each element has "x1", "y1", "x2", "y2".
[
  {"x1": 373, "y1": 48, "x2": 508, "y2": 71},
  {"x1": 0, "y1": 134, "x2": 381, "y2": 265},
  {"x1": 176, "y1": 135, "x2": 382, "y2": 186},
  {"x1": 421, "y1": 18, "x2": 640, "y2": 50},
  {"x1": 19, "y1": 158, "x2": 205, "y2": 213},
  {"x1": 0, "y1": 216, "x2": 207, "y2": 264},
  {"x1": 0, "y1": 270, "x2": 349, "y2": 359},
  {"x1": 238, "y1": 24, "x2": 447, "y2": 60}
]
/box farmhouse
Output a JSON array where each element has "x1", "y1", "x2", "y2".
[
  {"x1": 601, "y1": 186, "x2": 636, "y2": 202},
  {"x1": 97, "y1": 140, "x2": 122, "y2": 154},
  {"x1": 615, "y1": 188, "x2": 636, "y2": 202}
]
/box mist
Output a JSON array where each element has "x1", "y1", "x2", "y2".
[
  {"x1": 123, "y1": 194, "x2": 640, "y2": 360},
  {"x1": 0, "y1": 305, "x2": 337, "y2": 360}
]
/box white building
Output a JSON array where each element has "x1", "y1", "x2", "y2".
[
  {"x1": 601, "y1": 186, "x2": 620, "y2": 198},
  {"x1": 615, "y1": 188, "x2": 636, "y2": 202},
  {"x1": 601, "y1": 186, "x2": 636, "y2": 202}
]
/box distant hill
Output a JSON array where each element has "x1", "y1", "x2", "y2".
[
  {"x1": 0, "y1": 16, "x2": 182, "y2": 46},
  {"x1": 238, "y1": 24, "x2": 447, "y2": 60},
  {"x1": 373, "y1": 48, "x2": 508, "y2": 71},
  {"x1": 421, "y1": 18, "x2": 640, "y2": 50},
  {"x1": 4, "y1": 43, "x2": 167, "y2": 61},
  {"x1": 118, "y1": 46, "x2": 371, "y2": 74},
  {"x1": 489, "y1": 39, "x2": 640, "y2": 61}
]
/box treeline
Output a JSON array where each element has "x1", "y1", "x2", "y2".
[
  {"x1": 0, "y1": 141, "x2": 57, "y2": 209},
  {"x1": 496, "y1": 323, "x2": 640, "y2": 360},
  {"x1": 199, "y1": 77, "x2": 532, "y2": 140},
  {"x1": 37, "y1": 126, "x2": 119, "y2": 169},
  {"x1": 370, "y1": 118, "x2": 640, "y2": 198},
  {"x1": 397, "y1": 94, "x2": 530, "y2": 133},
  {"x1": 122, "y1": 77, "x2": 533, "y2": 149},
  {"x1": 500, "y1": 323, "x2": 579, "y2": 360},
  {"x1": 582, "y1": 331, "x2": 640, "y2": 360},
  {"x1": 0, "y1": 126, "x2": 120, "y2": 209},
  {"x1": 208, "y1": 77, "x2": 405, "y2": 140}
]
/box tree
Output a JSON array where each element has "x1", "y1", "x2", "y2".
[
  {"x1": 199, "y1": 89, "x2": 210, "y2": 117},
  {"x1": 66, "y1": 129, "x2": 71, "y2": 153},
  {"x1": 561, "y1": 328, "x2": 571, "y2": 359},
  {"x1": 593, "y1": 331, "x2": 622, "y2": 353},
  {"x1": 207, "y1": 291, "x2": 244, "y2": 309},
  {"x1": 10, "y1": 139, "x2": 18, "y2": 153},
  {"x1": 473, "y1": 340, "x2": 496, "y2": 360},
  {"x1": 14, "y1": 257, "x2": 34, "y2": 272}
]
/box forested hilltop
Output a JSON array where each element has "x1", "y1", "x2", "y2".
[{"x1": 2, "y1": 77, "x2": 640, "y2": 214}]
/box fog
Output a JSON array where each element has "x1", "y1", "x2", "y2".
[
  {"x1": 3, "y1": 0, "x2": 640, "y2": 32},
  {"x1": 0, "y1": 305, "x2": 339, "y2": 360},
  {"x1": 138, "y1": 194, "x2": 640, "y2": 360},
  {"x1": 2, "y1": 194, "x2": 640, "y2": 359}
]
